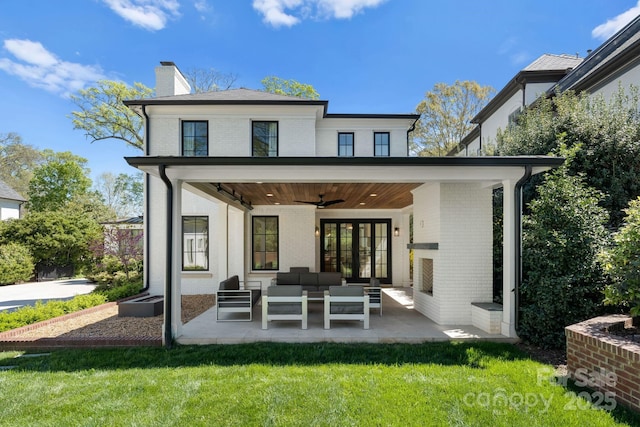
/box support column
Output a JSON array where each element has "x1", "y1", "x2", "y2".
[
  {"x1": 169, "y1": 179, "x2": 183, "y2": 339},
  {"x1": 502, "y1": 179, "x2": 518, "y2": 338}
]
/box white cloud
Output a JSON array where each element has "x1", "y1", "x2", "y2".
[
  {"x1": 102, "y1": 0, "x2": 180, "y2": 31},
  {"x1": 194, "y1": 0, "x2": 210, "y2": 13},
  {"x1": 253, "y1": 0, "x2": 386, "y2": 28},
  {"x1": 592, "y1": 2, "x2": 640, "y2": 40},
  {"x1": 0, "y1": 39, "x2": 106, "y2": 96}
]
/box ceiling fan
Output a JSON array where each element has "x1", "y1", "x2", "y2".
[{"x1": 294, "y1": 194, "x2": 345, "y2": 208}]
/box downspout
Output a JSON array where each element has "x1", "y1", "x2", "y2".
[
  {"x1": 514, "y1": 165, "x2": 532, "y2": 332},
  {"x1": 407, "y1": 117, "x2": 419, "y2": 156},
  {"x1": 158, "y1": 164, "x2": 173, "y2": 349},
  {"x1": 142, "y1": 105, "x2": 150, "y2": 292}
]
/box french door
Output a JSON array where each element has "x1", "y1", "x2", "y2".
[{"x1": 320, "y1": 219, "x2": 391, "y2": 283}]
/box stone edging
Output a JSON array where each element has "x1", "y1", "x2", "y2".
[{"x1": 0, "y1": 298, "x2": 162, "y2": 350}]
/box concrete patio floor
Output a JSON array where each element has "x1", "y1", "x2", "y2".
[{"x1": 177, "y1": 288, "x2": 517, "y2": 345}]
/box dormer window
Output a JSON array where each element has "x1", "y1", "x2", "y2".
[
  {"x1": 182, "y1": 121, "x2": 208, "y2": 156},
  {"x1": 252, "y1": 121, "x2": 278, "y2": 157}
]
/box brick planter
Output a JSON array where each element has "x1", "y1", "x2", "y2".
[{"x1": 566, "y1": 315, "x2": 640, "y2": 413}]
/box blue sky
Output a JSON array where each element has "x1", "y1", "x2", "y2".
[{"x1": 1, "y1": 0, "x2": 639, "y2": 180}]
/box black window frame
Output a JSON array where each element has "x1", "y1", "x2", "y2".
[
  {"x1": 181, "y1": 120, "x2": 208, "y2": 156},
  {"x1": 374, "y1": 132, "x2": 390, "y2": 157},
  {"x1": 338, "y1": 132, "x2": 354, "y2": 157},
  {"x1": 252, "y1": 121, "x2": 279, "y2": 157},
  {"x1": 252, "y1": 216, "x2": 279, "y2": 271},
  {"x1": 182, "y1": 216, "x2": 209, "y2": 271}
]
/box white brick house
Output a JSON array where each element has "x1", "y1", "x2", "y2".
[
  {"x1": 0, "y1": 179, "x2": 25, "y2": 220},
  {"x1": 125, "y1": 62, "x2": 561, "y2": 345}
]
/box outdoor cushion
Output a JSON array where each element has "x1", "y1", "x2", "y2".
[
  {"x1": 219, "y1": 275, "x2": 240, "y2": 290},
  {"x1": 317, "y1": 272, "x2": 342, "y2": 286},
  {"x1": 329, "y1": 285, "x2": 364, "y2": 314},
  {"x1": 289, "y1": 267, "x2": 310, "y2": 273},
  {"x1": 266, "y1": 285, "x2": 303, "y2": 315},
  {"x1": 299, "y1": 273, "x2": 318, "y2": 286},
  {"x1": 276, "y1": 272, "x2": 300, "y2": 285}
]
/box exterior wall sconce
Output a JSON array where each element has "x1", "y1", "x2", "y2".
[
  {"x1": 394, "y1": 227, "x2": 400, "y2": 237},
  {"x1": 315, "y1": 226, "x2": 320, "y2": 237}
]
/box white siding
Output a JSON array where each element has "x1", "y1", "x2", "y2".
[{"x1": 0, "y1": 199, "x2": 21, "y2": 220}]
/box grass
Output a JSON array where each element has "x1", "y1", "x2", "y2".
[{"x1": 1, "y1": 342, "x2": 639, "y2": 426}]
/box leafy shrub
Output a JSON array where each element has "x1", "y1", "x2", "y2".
[
  {"x1": 0, "y1": 242, "x2": 34, "y2": 285},
  {"x1": 518, "y1": 158, "x2": 610, "y2": 349},
  {"x1": 602, "y1": 197, "x2": 640, "y2": 316},
  {"x1": 94, "y1": 279, "x2": 143, "y2": 302},
  {"x1": 0, "y1": 293, "x2": 107, "y2": 333}
]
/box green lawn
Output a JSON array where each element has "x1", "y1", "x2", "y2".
[{"x1": 0, "y1": 342, "x2": 638, "y2": 426}]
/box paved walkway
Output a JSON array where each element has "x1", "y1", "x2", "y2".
[{"x1": 0, "y1": 279, "x2": 96, "y2": 312}]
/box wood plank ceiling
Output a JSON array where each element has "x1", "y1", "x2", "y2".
[{"x1": 219, "y1": 183, "x2": 421, "y2": 209}]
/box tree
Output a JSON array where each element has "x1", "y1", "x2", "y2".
[
  {"x1": 0, "y1": 132, "x2": 43, "y2": 196},
  {"x1": 602, "y1": 197, "x2": 640, "y2": 316},
  {"x1": 93, "y1": 172, "x2": 143, "y2": 218},
  {"x1": 27, "y1": 151, "x2": 93, "y2": 212},
  {"x1": 518, "y1": 152, "x2": 610, "y2": 348},
  {"x1": 497, "y1": 86, "x2": 640, "y2": 228},
  {"x1": 184, "y1": 67, "x2": 238, "y2": 93},
  {"x1": 0, "y1": 211, "x2": 102, "y2": 271},
  {"x1": 91, "y1": 226, "x2": 143, "y2": 280},
  {"x1": 412, "y1": 81, "x2": 494, "y2": 156},
  {"x1": 70, "y1": 80, "x2": 153, "y2": 151},
  {"x1": 261, "y1": 76, "x2": 320, "y2": 99}
]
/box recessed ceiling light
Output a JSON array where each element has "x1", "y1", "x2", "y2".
[
  {"x1": 256, "y1": 182, "x2": 263, "y2": 184},
  {"x1": 369, "y1": 193, "x2": 377, "y2": 197},
  {"x1": 359, "y1": 202, "x2": 366, "y2": 205},
  {"x1": 266, "y1": 193, "x2": 274, "y2": 197},
  {"x1": 274, "y1": 202, "x2": 280, "y2": 205}
]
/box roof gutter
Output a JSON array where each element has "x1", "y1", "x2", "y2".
[
  {"x1": 158, "y1": 164, "x2": 173, "y2": 349},
  {"x1": 514, "y1": 164, "x2": 532, "y2": 334}
]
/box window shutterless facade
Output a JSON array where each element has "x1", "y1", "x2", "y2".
[
  {"x1": 252, "y1": 121, "x2": 278, "y2": 157},
  {"x1": 374, "y1": 132, "x2": 390, "y2": 156},
  {"x1": 182, "y1": 216, "x2": 208, "y2": 270},
  {"x1": 338, "y1": 132, "x2": 354, "y2": 157},
  {"x1": 252, "y1": 216, "x2": 278, "y2": 270},
  {"x1": 182, "y1": 121, "x2": 208, "y2": 156}
]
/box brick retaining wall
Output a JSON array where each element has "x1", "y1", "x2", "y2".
[{"x1": 566, "y1": 315, "x2": 640, "y2": 413}]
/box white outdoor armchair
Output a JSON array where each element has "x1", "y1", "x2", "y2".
[
  {"x1": 262, "y1": 285, "x2": 308, "y2": 330},
  {"x1": 324, "y1": 285, "x2": 369, "y2": 329}
]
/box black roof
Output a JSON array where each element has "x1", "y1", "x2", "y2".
[{"x1": 0, "y1": 179, "x2": 26, "y2": 202}]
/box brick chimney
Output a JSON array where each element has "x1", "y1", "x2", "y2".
[{"x1": 155, "y1": 61, "x2": 191, "y2": 97}]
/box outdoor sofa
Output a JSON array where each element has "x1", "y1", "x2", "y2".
[
  {"x1": 274, "y1": 269, "x2": 343, "y2": 294},
  {"x1": 216, "y1": 275, "x2": 261, "y2": 321}
]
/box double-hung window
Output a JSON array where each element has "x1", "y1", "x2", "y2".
[
  {"x1": 374, "y1": 132, "x2": 390, "y2": 157},
  {"x1": 182, "y1": 121, "x2": 208, "y2": 156},
  {"x1": 338, "y1": 132, "x2": 354, "y2": 157},
  {"x1": 252, "y1": 216, "x2": 278, "y2": 270},
  {"x1": 252, "y1": 121, "x2": 278, "y2": 157},
  {"x1": 182, "y1": 216, "x2": 208, "y2": 270}
]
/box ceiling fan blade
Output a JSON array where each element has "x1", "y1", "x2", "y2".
[
  {"x1": 321, "y1": 199, "x2": 345, "y2": 206},
  {"x1": 294, "y1": 200, "x2": 320, "y2": 205}
]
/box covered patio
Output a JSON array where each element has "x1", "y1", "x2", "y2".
[
  {"x1": 178, "y1": 288, "x2": 517, "y2": 344},
  {"x1": 126, "y1": 156, "x2": 563, "y2": 346}
]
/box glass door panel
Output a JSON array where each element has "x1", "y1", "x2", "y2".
[
  {"x1": 323, "y1": 223, "x2": 337, "y2": 272},
  {"x1": 320, "y1": 219, "x2": 391, "y2": 283},
  {"x1": 340, "y1": 223, "x2": 353, "y2": 279}
]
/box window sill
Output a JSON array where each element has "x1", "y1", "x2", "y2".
[{"x1": 181, "y1": 272, "x2": 213, "y2": 279}]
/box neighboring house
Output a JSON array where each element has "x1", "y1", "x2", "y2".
[
  {"x1": 452, "y1": 53, "x2": 583, "y2": 156},
  {"x1": 124, "y1": 62, "x2": 561, "y2": 344},
  {"x1": 454, "y1": 15, "x2": 640, "y2": 156},
  {"x1": 0, "y1": 179, "x2": 26, "y2": 220},
  {"x1": 101, "y1": 216, "x2": 144, "y2": 254}
]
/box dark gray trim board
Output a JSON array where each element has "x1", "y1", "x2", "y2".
[{"x1": 125, "y1": 156, "x2": 564, "y2": 168}]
